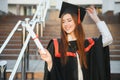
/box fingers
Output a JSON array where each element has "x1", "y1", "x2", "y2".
[
  {"x1": 38, "y1": 49, "x2": 47, "y2": 60},
  {"x1": 40, "y1": 54, "x2": 47, "y2": 61},
  {"x1": 38, "y1": 48, "x2": 46, "y2": 55},
  {"x1": 86, "y1": 6, "x2": 96, "y2": 14},
  {"x1": 38, "y1": 49, "x2": 50, "y2": 60},
  {"x1": 86, "y1": 6, "x2": 100, "y2": 23},
  {"x1": 86, "y1": 7, "x2": 93, "y2": 14}
]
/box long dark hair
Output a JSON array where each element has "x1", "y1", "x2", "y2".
[{"x1": 59, "y1": 12, "x2": 87, "y2": 68}]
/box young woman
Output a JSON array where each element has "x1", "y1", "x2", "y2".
[{"x1": 39, "y1": 2, "x2": 113, "y2": 80}]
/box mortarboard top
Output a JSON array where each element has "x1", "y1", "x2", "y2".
[{"x1": 59, "y1": 1, "x2": 86, "y2": 22}]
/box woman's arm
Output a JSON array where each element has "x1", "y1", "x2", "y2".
[
  {"x1": 86, "y1": 6, "x2": 113, "y2": 47},
  {"x1": 96, "y1": 21, "x2": 113, "y2": 47}
]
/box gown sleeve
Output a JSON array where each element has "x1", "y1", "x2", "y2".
[
  {"x1": 87, "y1": 36, "x2": 111, "y2": 80},
  {"x1": 96, "y1": 21, "x2": 113, "y2": 47},
  {"x1": 95, "y1": 36, "x2": 111, "y2": 80},
  {"x1": 43, "y1": 39, "x2": 62, "y2": 80}
]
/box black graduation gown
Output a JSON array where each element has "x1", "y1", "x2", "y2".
[{"x1": 43, "y1": 36, "x2": 111, "y2": 80}]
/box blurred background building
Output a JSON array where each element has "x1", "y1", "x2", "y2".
[{"x1": 0, "y1": 0, "x2": 120, "y2": 15}]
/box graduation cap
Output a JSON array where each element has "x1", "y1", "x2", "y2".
[{"x1": 59, "y1": 2, "x2": 86, "y2": 24}]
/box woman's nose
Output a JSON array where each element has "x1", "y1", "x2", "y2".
[{"x1": 64, "y1": 22, "x2": 68, "y2": 26}]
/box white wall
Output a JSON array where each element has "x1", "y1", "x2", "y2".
[
  {"x1": 114, "y1": 0, "x2": 120, "y2": 14},
  {"x1": 8, "y1": 0, "x2": 41, "y2": 5},
  {"x1": 8, "y1": 5, "x2": 17, "y2": 15},
  {"x1": 50, "y1": 0, "x2": 57, "y2": 6},
  {"x1": 102, "y1": 0, "x2": 120, "y2": 14},
  {"x1": 65, "y1": 0, "x2": 102, "y2": 5},
  {"x1": 56, "y1": 0, "x2": 63, "y2": 10},
  {"x1": 0, "y1": 0, "x2": 8, "y2": 13},
  {"x1": 102, "y1": 0, "x2": 114, "y2": 14},
  {"x1": 49, "y1": 0, "x2": 103, "y2": 10}
]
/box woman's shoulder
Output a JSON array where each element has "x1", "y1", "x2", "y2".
[
  {"x1": 84, "y1": 36, "x2": 103, "y2": 48},
  {"x1": 47, "y1": 38, "x2": 61, "y2": 46},
  {"x1": 85, "y1": 36, "x2": 102, "y2": 42},
  {"x1": 52, "y1": 38, "x2": 61, "y2": 43}
]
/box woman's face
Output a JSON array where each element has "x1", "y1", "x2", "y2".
[{"x1": 62, "y1": 13, "x2": 76, "y2": 35}]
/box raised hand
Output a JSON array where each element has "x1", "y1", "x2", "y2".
[{"x1": 86, "y1": 6, "x2": 100, "y2": 23}]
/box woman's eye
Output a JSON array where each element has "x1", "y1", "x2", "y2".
[
  {"x1": 68, "y1": 19, "x2": 72, "y2": 22},
  {"x1": 62, "y1": 21, "x2": 65, "y2": 23},
  {"x1": 62, "y1": 19, "x2": 72, "y2": 24}
]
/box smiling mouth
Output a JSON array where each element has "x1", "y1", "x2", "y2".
[{"x1": 65, "y1": 26, "x2": 71, "y2": 30}]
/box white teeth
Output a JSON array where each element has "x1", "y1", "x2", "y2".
[{"x1": 66, "y1": 27, "x2": 70, "y2": 30}]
